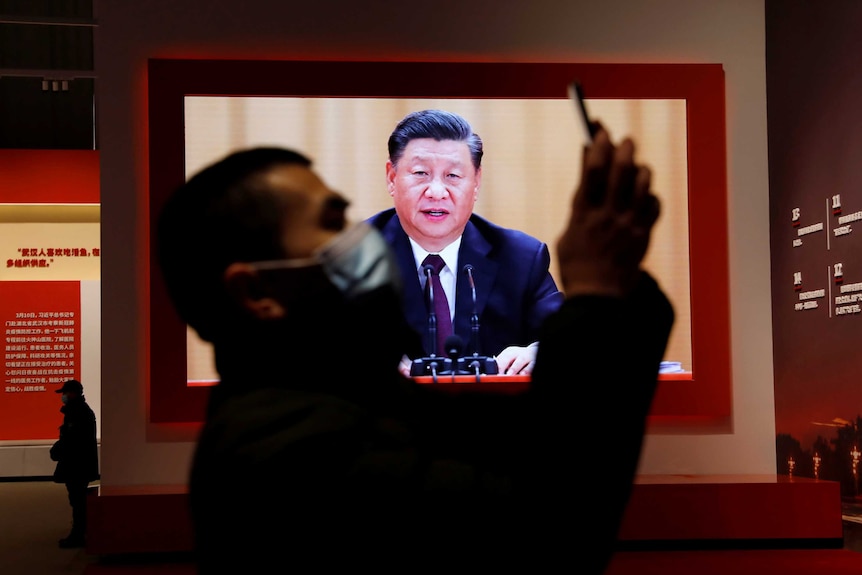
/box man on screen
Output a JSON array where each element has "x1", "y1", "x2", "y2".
[
  {"x1": 157, "y1": 123, "x2": 672, "y2": 573},
  {"x1": 366, "y1": 109, "x2": 565, "y2": 375}
]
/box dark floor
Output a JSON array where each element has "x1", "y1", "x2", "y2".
[
  {"x1": 3, "y1": 479, "x2": 862, "y2": 575},
  {"x1": 0, "y1": 479, "x2": 99, "y2": 575},
  {"x1": 842, "y1": 501, "x2": 862, "y2": 552}
]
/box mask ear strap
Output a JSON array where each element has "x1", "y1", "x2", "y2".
[{"x1": 224, "y1": 262, "x2": 286, "y2": 320}]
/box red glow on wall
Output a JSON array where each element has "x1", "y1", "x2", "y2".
[{"x1": 0, "y1": 150, "x2": 99, "y2": 204}]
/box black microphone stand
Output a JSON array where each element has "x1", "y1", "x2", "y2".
[
  {"x1": 459, "y1": 264, "x2": 499, "y2": 382},
  {"x1": 410, "y1": 264, "x2": 451, "y2": 382}
]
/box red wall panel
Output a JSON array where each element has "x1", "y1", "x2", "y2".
[{"x1": 0, "y1": 150, "x2": 99, "y2": 204}]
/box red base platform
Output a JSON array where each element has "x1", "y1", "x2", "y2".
[
  {"x1": 618, "y1": 474, "x2": 843, "y2": 543},
  {"x1": 86, "y1": 474, "x2": 843, "y2": 555},
  {"x1": 87, "y1": 484, "x2": 193, "y2": 555}
]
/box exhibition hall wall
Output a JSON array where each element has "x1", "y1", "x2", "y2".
[
  {"x1": 0, "y1": 150, "x2": 101, "y2": 477},
  {"x1": 95, "y1": 0, "x2": 774, "y2": 487},
  {"x1": 11, "y1": 0, "x2": 862, "y2": 523},
  {"x1": 767, "y1": 1, "x2": 862, "y2": 496}
]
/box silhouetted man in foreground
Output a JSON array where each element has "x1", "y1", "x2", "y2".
[{"x1": 157, "y1": 123, "x2": 672, "y2": 573}]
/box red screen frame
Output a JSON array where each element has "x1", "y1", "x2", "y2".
[{"x1": 148, "y1": 60, "x2": 730, "y2": 424}]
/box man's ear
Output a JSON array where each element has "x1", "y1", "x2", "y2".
[
  {"x1": 223, "y1": 262, "x2": 286, "y2": 320},
  {"x1": 385, "y1": 160, "x2": 397, "y2": 197}
]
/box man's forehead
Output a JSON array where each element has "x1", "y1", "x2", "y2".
[
  {"x1": 261, "y1": 163, "x2": 348, "y2": 223},
  {"x1": 262, "y1": 163, "x2": 327, "y2": 195},
  {"x1": 404, "y1": 138, "x2": 471, "y2": 159},
  {"x1": 262, "y1": 164, "x2": 344, "y2": 207}
]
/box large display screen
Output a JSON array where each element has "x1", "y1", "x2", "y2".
[{"x1": 148, "y1": 60, "x2": 729, "y2": 424}]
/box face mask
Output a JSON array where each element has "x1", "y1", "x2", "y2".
[
  {"x1": 61, "y1": 393, "x2": 69, "y2": 405},
  {"x1": 250, "y1": 222, "x2": 401, "y2": 302},
  {"x1": 248, "y1": 222, "x2": 413, "y2": 375}
]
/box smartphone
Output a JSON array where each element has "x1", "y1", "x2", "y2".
[{"x1": 568, "y1": 80, "x2": 596, "y2": 144}]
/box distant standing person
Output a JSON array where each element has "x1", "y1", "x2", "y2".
[{"x1": 50, "y1": 379, "x2": 99, "y2": 548}]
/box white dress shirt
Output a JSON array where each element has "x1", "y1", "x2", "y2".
[{"x1": 408, "y1": 237, "x2": 461, "y2": 323}]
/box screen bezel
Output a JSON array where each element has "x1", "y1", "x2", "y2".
[{"x1": 148, "y1": 60, "x2": 730, "y2": 424}]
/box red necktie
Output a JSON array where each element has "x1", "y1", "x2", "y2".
[{"x1": 422, "y1": 254, "x2": 453, "y2": 357}]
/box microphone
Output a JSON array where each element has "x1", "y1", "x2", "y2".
[
  {"x1": 444, "y1": 334, "x2": 465, "y2": 359},
  {"x1": 459, "y1": 264, "x2": 498, "y2": 380},
  {"x1": 463, "y1": 264, "x2": 480, "y2": 354},
  {"x1": 409, "y1": 264, "x2": 452, "y2": 380},
  {"x1": 423, "y1": 264, "x2": 438, "y2": 357},
  {"x1": 439, "y1": 334, "x2": 471, "y2": 376}
]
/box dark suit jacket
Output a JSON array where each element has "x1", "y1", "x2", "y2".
[
  {"x1": 366, "y1": 208, "x2": 565, "y2": 357},
  {"x1": 188, "y1": 272, "x2": 674, "y2": 574}
]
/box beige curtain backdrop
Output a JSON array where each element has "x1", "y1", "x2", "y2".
[{"x1": 183, "y1": 97, "x2": 691, "y2": 382}]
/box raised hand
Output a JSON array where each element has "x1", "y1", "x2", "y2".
[{"x1": 555, "y1": 123, "x2": 660, "y2": 298}]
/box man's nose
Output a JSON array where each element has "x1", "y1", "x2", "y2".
[{"x1": 425, "y1": 178, "x2": 449, "y2": 199}]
